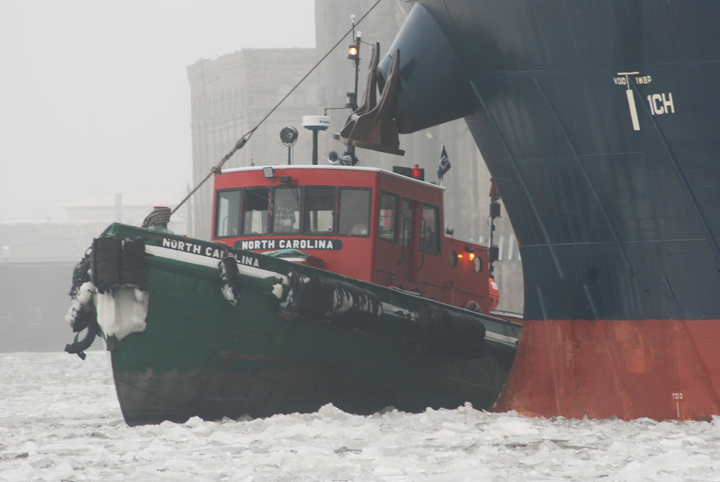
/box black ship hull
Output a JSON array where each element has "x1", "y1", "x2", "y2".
[{"x1": 376, "y1": 0, "x2": 720, "y2": 420}]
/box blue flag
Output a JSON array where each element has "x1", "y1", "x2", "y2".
[{"x1": 437, "y1": 145, "x2": 451, "y2": 179}]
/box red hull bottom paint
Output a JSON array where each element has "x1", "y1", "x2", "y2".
[{"x1": 492, "y1": 319, "x2": 720, "y2": 421}]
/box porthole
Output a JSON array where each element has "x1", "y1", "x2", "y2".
[
  {"x1": 449, "y1": 250, "x2": 458, "y2": 268},
  {"x1": 474, "y1": 256, "x2": 483, "y2": 273}
]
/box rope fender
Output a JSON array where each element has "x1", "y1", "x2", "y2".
[
  {"x1": 282, "y1": 271, "x2": 382, "y2": 322},
  {"x1": 141, "y1": 206, "x2": 171, "y2": 229},
  {"x1": 65, "y1": 252, "x2": 100, "y2": 360},
  {"x1": 64, "y1": 236, "x2": 148, "y2": 359},
  {"x1": 219, "y1": 257, "x2": 242, "y2": 305}
]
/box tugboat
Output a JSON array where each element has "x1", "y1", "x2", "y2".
[
  {"x1": 63, "y1": 45, "x2": 520, "y2": 426},
  {"x1": 63, "y1": 160, "x2": 519, "y2": 426}
]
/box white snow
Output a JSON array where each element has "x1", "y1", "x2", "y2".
[
  {"x1": 94, "y1": 288, "x2": 148, "y2": 340},
  {"x1": 330, "y1": 289, "x2": 382, "y2": 317},
  {"x1": 221, "y1": 284, "x2": 238, "y2": 305},
  {"x1": 331, "y1": 289, "x2": 356, "y2": 315},
  {"x1": 2, "y1": 352, "x2": 720, "y2": 482},
  {"x1": 271, "y1": 283, "x2": 284, "y2": 300},
  {"x1": 76, "y1": 282, "x2": 95, "y2": 306},
  {"x1": 65, "y1": 282, "x2": 96, "y2": 325}
]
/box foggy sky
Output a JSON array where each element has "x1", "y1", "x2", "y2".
[{"x1": 0, "y1": 0, "x2": 315, "y2": 221}]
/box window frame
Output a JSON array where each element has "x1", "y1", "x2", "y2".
[
  {"x1": 270, "y1": 186, "x2": 302, "y2": 235},
  {"x1": 400, "y1": 198, "x2": 413, "y2": 247},
  {"x1": 378, "y1": 191, "x2": 399, "y2": 243},
  {"x1": 336, "y1": 187, "x2": 372, "y2": 237},
  {"x1": 302, "y1": 186, "x2": 337, "y2": 235},
  {"x1": 214, "y1": 188, "x2": 242, "y2": 239},
  {"x1": 240, "y1": 186, "x2": 271, "y2": 236},
  {"x1": 420, "y1": 203, "x2": 441, "y2": 255}
]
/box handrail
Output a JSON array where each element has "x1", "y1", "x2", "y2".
[{"x1": 417, "y1": 217, "x2": 426, "y2": 271}]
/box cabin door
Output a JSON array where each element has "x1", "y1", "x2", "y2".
[{"x1": 397, "y1": 199, "x2": 415, "y2": 281}]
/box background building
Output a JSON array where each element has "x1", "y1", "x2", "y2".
[
  {"x1": 187, "y1": 49, "x2": 318, "y2": 238},
  {"x1": 187, "y1": 0, "x2": 523, "y2": 313}
]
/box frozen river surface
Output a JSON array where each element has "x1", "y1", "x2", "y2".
[{"x1": 1, "y1": 352, "x2": 719, "y2": 482}]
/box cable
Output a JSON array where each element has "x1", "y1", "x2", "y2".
[{"x1": 172, "y1": 0, "x2": 386, "y2": 216}]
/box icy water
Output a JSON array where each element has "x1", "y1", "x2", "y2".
[{"x1": 1, "y1": 353, "x2": 719, "y2": 482}]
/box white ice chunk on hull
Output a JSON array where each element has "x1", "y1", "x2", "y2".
[{"x1": 94, "y1": 287, "x2": 149, "y2": 340}]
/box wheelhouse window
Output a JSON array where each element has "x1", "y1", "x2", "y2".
[
  {"x1": 241, "y1": 187, "x2": 269, "y2": 235},
  {"x1": 303, "y1": 187, "x2": 336, "y2": 234},
  {"x1": 272, "y1": 187, "x2": 301, "y2": 234},
  {"x1": 421, "y1": 204, "x2": 440, "y2": 254},
  {"x1": 338, "y1": 188, "x2": 371, "y2": 236},
  {"x1": 378, "y1": 192, "x2": 398, "y2": 242},
  {"x1": 215, "y1": 190, "x2": 241, "y2": 238}
]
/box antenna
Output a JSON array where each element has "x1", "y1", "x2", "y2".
[{"x1": 302, "y1": 116, "x2": 330, "y2": 165}]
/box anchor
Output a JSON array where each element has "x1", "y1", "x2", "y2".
[{"x1": 334, "y1": 43, "x2": 405, "y2": 156}]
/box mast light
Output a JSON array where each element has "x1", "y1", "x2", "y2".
[{"x1": 348, "y1": 44, "x2": 359, "y2": 60}]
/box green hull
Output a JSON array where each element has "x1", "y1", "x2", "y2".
[{"x1": 84, "y1": 224, "x2": 518, "y2": 425}]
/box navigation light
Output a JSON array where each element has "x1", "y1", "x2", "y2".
[{"x1": 348, "y1": 44, "x2": 359, "y2": 60}]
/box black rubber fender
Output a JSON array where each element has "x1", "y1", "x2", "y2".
[
  {"x1": 408, "y1": 306, "x2": 486, "y2": 359},
  {"x1": 65, "y1": 318, "x2": 100, "y2": 360}
]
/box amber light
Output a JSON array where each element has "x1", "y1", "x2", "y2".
[
  {"x1": 463, "y1": 245, "x2": 476, "y2": 261},
  {"x1": 348, "y1": 45, "x2": 359, "y2": 59}
]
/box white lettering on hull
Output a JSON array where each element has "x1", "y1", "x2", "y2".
[{"x1": 160, "y1": 237, "x2": 260, "y2": 267}]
